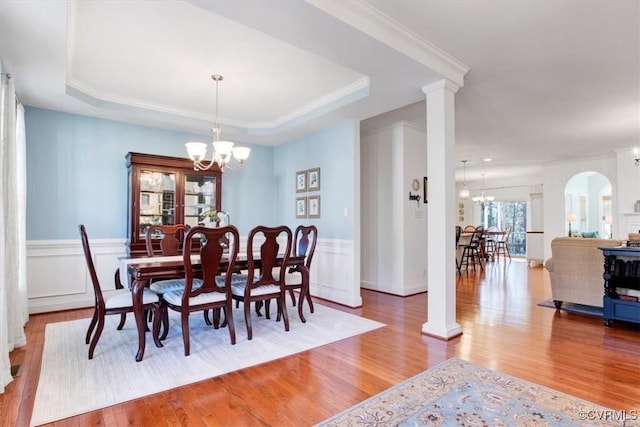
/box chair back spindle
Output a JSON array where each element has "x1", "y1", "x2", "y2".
[
  {"x1": 145, "y1": 224, "x2": 189, "y2": 257},
  {"x1": 246, "y1": 226, "x2": 293, "y2": 290},
  {"x1": 79, "y1": 224, "x2": 105, "y2": 309}
]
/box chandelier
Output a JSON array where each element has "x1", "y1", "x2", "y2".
[
  {"x1": 185, "y1": 75, "x2": 251, "y2": 171},
  {"x1": 459, "y1": 160, "x2": 470, "y2": 199},
  {"x1": 472, "y1": 192, "x2": 494, "y2": 203},
  {"x1": 472, "y1": 174, "x2": 494, "y2": 203}
]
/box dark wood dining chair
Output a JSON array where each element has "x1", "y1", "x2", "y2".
[
  {"x1": 160, "y1": 225, "x2": 240, "y2": 356},
  {"x1": 459, "y1": 225, "x2": 485, "y2": 271},
  {"x1": 231, "y1": 225, "x2": 292, "y2": 340},
  {"x1": 145, "y1": 224, "x2": 197, "y2": 338},
  {"x1": 145, "y1": 224, "x2": 189, "y2": 257},
  {"x1": 79, "y1": 224, "x2": 162, "y2": 359},
  {"x1": 285, "y1": 225, "x2": 318, "y2": 311},
  {"x1": 455, "y1": 225, "x2": 462, "y2": 274}
]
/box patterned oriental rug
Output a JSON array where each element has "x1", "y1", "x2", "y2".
[{"x1": 317, "y1": 358, "x2": 634, "y2": 426}]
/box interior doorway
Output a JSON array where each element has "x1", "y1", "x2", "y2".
[{"x1": 564, "y1": 171, "x2": 612, "y2": 238}]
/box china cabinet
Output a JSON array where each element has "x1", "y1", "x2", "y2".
[{"x1": 125, "y1": 152, "x2": 221, "y2": 257}]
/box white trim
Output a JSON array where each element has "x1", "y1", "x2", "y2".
[{"x1": 306, "y1": 0, "x2": 469, "y2": 86}]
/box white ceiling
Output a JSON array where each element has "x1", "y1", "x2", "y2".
[{"x1": 1, "y1": 0, "x2": 638, "y2": 183}]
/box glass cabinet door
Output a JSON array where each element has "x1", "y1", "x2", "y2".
[
  {"x1": 139, "y1": 170, "x2": 176, "y2": 238},
  {"x1": 184, "y1": 174, "x2": 217, "y2": 228},
  {"x1": 126, "y1": 152, "x2": 222, "y2": 257}
]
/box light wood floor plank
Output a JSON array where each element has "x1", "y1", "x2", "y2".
[{"x1": 2, "y1": 259, "x2": 639, "y2": 426}]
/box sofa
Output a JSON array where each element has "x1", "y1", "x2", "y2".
[{"x1": 544, "y1": 237, "x2": 622, "y2": 308}]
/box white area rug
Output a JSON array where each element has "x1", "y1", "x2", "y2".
[{"x1": 31, "y1": 304, "x2": 384, "y2": 426}]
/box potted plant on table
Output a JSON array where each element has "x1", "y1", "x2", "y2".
[{"x1": 199, "y1": 208, "x2": 218, "y2": 228}]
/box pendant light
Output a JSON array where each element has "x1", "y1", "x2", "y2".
[{"x1": 459, "y1": 160, "x2": 470, "y2": 199}]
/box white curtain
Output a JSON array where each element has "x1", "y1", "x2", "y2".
[{"x1": 0, "y1": 73, "x2": 28, "y2": 394}]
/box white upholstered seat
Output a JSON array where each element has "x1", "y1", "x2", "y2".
[{"x1": 105, "y1": 288, "x2": 159, "y2": 309}]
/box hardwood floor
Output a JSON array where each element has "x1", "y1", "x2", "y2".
[{"x1": 2, "y1": 258, "x2": 640, "y2": 426}]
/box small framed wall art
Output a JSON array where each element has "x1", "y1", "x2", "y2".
[
  {"x1": 423, "y1": 177, "x2": 428, "y2": 203},
  {"x1": 308, "y1": 195, "x2": 321, "y2": 218},
  {"x1": 307, "y1": 167, "x2": 321, "y2": 191},
  {"x1": 296, "y1": 197, "x2": 307, "y2": 218},
  {"x1": 296, "y1": 170, "x2": 307, "y2": 193}
]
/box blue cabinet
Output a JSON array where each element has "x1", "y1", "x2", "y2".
[{"x1": 599, "y1": 246, "x2": 640, "y2": 326}]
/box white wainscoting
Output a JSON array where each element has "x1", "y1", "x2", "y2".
[
  {"x1": 526, "y1": 232, "x2": 545, "y2": 265},
  {"x1": 27, "y1": 239, "x2": 128, "y2": 313},
  {"x1": 311, "y1": 239, "x2": 361, "y2": 307},
  {"x1": 26, "y1": 237, "x2": 359, "y2": 314}
]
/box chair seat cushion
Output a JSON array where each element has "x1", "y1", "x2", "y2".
[
  {"x1": 105, "y1": 288, "x2": 158, "y2": 309},
  {"x1": 163, "y1": 289, "x2": 227, "y2": 306},
  {"x1": 284, "y1": 273, "x2": 302, "y2": 286},
  {"x1": 150, "y1": 278, "x2": 202, "y2": 294},
  {"x1": 231, "y1": 282, "x2": 281, "y2": 297},
  {"x1": 215, "y1": 275, "x2": 249, "y2": 287}
]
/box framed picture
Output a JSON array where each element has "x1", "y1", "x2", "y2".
[
  {"x1": 307, "y1": 167, "x2": 321, "y2": 191},
  {"x1": 308, "y1": 195, "x2": 321, "y2": 218},
  {"x1": 296, "y1": 197, "x2": 307, "y2": 218},
  {"x1": 296, "y1": 171, "x2": 307, "y2": 193},
  {"x1": 423, "y1": 177, "x2": 428, "y2": 203}
]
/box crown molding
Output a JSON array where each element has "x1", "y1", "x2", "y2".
[
  {"x1": 306, "y1": 0, "x2": 469, "y2": 86},
  {"x1": 66, "y1": 0, "x2": 369, "y2": 135},
  {"x1": 422, "y1": 79, "x2": 460, "y2": 95}
]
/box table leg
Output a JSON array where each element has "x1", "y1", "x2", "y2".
[
  {"x1": 298, "y1": 265, "x2": 310, "y2": 323},
  {"x1": 132, "y1": 278, "x2": 146, "y2": 362}
]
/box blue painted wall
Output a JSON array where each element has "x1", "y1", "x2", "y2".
[
  {"x1": 24, "y1": 107, "x2": 356, "y2": 240},
  {"x1": 24, "y1": 107, "x2": 276, "y2": 239},
  {"x1": 274, "y1": 120, "x2": 357, "y2": 239}
]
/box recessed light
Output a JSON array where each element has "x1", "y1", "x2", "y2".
[{"x1": 483, "y1": 158, "x2": 492, "y2": 162}]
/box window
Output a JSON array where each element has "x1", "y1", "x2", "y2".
[{"x1": 481, "y1": 201, "x2": 527, "y2": 256}]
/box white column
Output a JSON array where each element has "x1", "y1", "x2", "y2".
[{"x1": 421, "y1": 79, "x2": 462, "y2": 339}]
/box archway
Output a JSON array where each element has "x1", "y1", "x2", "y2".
[{"x1": 564, "y1": 171, "x2": 612, "y2": 238}]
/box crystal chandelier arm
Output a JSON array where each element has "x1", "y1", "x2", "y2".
[
  {"x1": 186, "y1": 142, "x2": 218, "y2": 171},
  {"x1": 232, "y1": 146, "x2": 251, "y2": 162}
]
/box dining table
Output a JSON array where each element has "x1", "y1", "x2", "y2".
[
  {"x1": 120, "y1": 253, "x2": 308, "y2": 361},
  {"x1": 456, "y1": 229, "x2": 506, "y2": 268}
]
